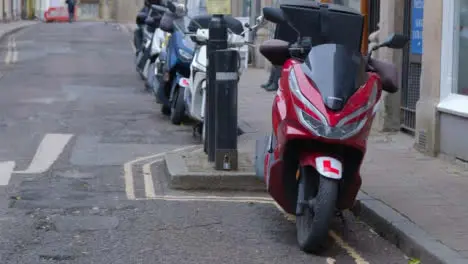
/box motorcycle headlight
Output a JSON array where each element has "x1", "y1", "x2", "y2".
[
  {"x1": 178, "y1": 49, "x2": 193, "y2": 61},
  {"x1": 289, "y1": 68, "x2": 377, "y2": 140}
]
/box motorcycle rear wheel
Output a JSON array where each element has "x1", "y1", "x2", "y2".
[
  {"x1": 296, "y1": 167, "x2": 338, "y2": 253},
  {"x1": 170, "y1": 87, "x2": 185, "y2": 125}
]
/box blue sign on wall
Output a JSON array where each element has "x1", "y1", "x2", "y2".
[{"x1": 411, "y1": 0, "x2": 424, "y2": 55}]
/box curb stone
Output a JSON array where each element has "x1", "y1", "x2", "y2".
[
  {"x1": 164, "y1": 152, "x2": 265, "y2": 192},
  {"x1": 352, "y1": 191, "x2": 467, "y2": 264},
  {"x1": 0, "y1": 22, "x2": 39, "y2": 43}
]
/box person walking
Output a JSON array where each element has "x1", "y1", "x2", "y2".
[
  {"x1": 260, "y1": 14, "x2": 281, "y2": 92},
  {"x1": 261, "y1": 66, "x2": 281, "y2": 91},
  {"x1": 65, "y1": 0, "x2": 76, "y2": 23}
]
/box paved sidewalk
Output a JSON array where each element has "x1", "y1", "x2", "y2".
[
  {"x1": 0, "y1": 21, "x2": 39, "y2": 41},
  {"x1": 237, "y1": 68, "x2": 468, "y2": 262}
]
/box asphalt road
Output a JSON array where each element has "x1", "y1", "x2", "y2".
[{"x1": 0, "y1": 22, "x2": 409, "y2": 264}]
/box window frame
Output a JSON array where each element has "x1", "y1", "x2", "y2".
[{"x1": 437, "y1": 0, "x2": 468, "y2": 117}]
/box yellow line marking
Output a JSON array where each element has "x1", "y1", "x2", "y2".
[
  {"x1": 271, "y1": 200, "x2": 369, "y2": 263},
  {"x1": 127, "y1": 144, "x2": 368, "y2": 263},
  {"x1": 135, "y1": 195, "x2": 273, "y2": 203},
  {"x1": 123, "y1": 145, "x2": 200, "y2": 200},
  {"x1": 329, "y1": 232, "x2": 370, "y2": 264},
  {"x1": 136, "y1": 193, "x2": 369, "y2": 263},
  {"x1": 136, "y1": 192, "x2": 368, "y2": 263},
  {"x1": 142, "y1": 160, "x2": 158, "y2": 199}
]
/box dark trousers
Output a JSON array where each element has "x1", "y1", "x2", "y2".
[
  {"x1": 134, "y1": 27, "x2": 143, "y2": 53},
  {"x1": 68, "y1": 6, "x2": 75, "y2": 22},
  {"x1": 271, "y1": 66, "x2": 281, "y2": 82}
]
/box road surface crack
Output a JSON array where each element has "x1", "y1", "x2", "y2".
[{"x1": 156, "y1": 221, "x2": 222, "y2": 231}]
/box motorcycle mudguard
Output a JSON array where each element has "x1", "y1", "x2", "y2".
[
  {"x1": 178, "y1": 77, "x2": 190, "y2": 89},
  {"x1": 170, "y1": 74, "x2": 183, "y2": 101},
  {"x1": 255, "y1": 135, "x2": 270, "y2": 181},
  {"x1": 299, "y1": 153, "x2": 343, "y2": 180}
]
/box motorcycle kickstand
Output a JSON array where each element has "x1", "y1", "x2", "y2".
[
  {"x1": 335, "y1": 210, "x2": 349, "y2": 238},
  {"x1": 192, "y1": 123, "x2": 203, "y2": 141}
]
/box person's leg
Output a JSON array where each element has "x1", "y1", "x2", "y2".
[
  {"x1": 264, "y1": 66, "x2": 281, "y2": 91},
  {"x1": 134, "y1": 27, "x2": 143, "y2": 53},
  {"x1": 261, "y1": 66, "x2": 275, "y2": 89}
]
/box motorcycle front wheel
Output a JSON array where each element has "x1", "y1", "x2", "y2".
[{"x1": 296, "y1": 166, "x2": 338, "y2": 253}]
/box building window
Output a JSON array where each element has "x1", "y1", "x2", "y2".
[
  {"x1": 339, "y1": 0, "x2": 360, "y2": 12},
  {"x1": 457, "y1": 1, "x2": 468, "y2": 95},
  {"x1": 437, "y1": 0, "x2": 468, "y2": 117}
]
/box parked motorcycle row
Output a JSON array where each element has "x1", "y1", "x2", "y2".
[
  {"x1": 133, "y1": 0, "x2": 410, "y2": 256},
  {"x1": 134, "y1": 1, "x2": 264, "y2": 134}
]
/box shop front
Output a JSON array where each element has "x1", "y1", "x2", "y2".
[{"x1": 434, "y1": 0, "x2": 468, "y2": 160}]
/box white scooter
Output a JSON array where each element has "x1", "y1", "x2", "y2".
[
  {"x1": 142, "y1": 27, "x2": 166, "y2": 90},
  {"x1": 180, "y1": 16, "x2": 265, "y2": 136}
]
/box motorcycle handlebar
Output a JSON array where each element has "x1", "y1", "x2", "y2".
[{"x1": 150, "y1": 4, "x2": 168, "y2": 13}]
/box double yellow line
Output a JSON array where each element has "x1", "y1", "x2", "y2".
[{"x1": 4, "y1": 35, "x2": 18, "y2": 65}]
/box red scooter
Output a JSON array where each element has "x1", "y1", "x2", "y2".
[{"x1": 255, "y1": 6, "x2": 409, "y2": 253}]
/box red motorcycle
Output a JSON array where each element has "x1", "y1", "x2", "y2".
[{"x1": 255, "y1": 6, "x2": 409, "y2": 253}]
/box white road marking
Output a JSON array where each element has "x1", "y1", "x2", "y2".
[
  {"x1": 0, "y1": 161, "x2": 15, "y2": 186},
  {"x1": 11, "y1": 38, "x2": 17, "y2": 63},
  {"x1": 4, "y1": 36, "x2": 12, "y2": 64},
  {"x1": 124, "y1": 145, "x2": 200, "y2": 200},
  {"x1": 15, "y1": 134, "x2": 74, "y2": 174}
]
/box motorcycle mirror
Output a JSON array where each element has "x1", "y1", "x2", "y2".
[
  {"x1": 167, "y1": 2, "x2": 186, "y2": 16},
  {"x1": 262, "y1": 7, "x2": 286, "y2": 24},
  {"x1": 166, "y1": 1, "x2": 176, "y2": 12},
  {"x1": 255, "y1": 15, "x2": 264, "y2": 25},
  {"x1": 136, "y1": 11, "x2": 147, "y2": 25},
  {"x1": 380, "y1": 33, "x2": 409, "y2": 49},
  {"x1": 244, "y1": 22, "x2": 250, "y2": 28}
]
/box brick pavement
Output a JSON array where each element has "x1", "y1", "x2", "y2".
[{"x1": 237, "y1": 68, "x2": 468, "y2": 259}]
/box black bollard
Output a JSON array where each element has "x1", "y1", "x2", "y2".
[
  {"x1": 213, "y1": 49, "x2": 239, "y2": 171},
  {"x1": 205, "y1": 14, "x2": 228, "y2": 162}
]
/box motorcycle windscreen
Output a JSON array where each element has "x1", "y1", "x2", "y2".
[{"x1": 300, "y1": 44, "x2": 367, "y2": 111}]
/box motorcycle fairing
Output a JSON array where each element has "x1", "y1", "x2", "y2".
[{"x1": 300, "y1": 44, "x2": 367, "y2": 112}]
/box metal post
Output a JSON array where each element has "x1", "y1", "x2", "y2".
[
  {"x1": 213, "y1": 49, "x2": 239, "y2": 170},
  {"x1": 361, "y1": 0, "x2": 369, "y2": 54},
  {"x1": 205, "y1": 14, "x2": 228, "y2": 161}
]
